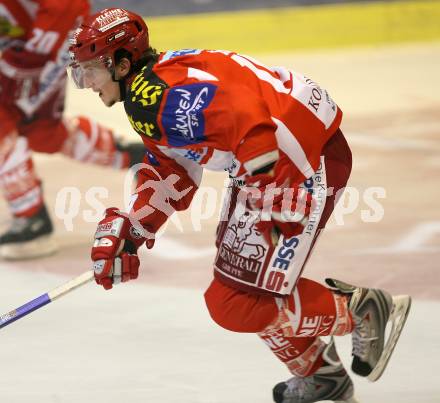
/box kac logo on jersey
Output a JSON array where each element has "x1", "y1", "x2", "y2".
[{"x1": 162, "y1": 83, "x2": 217, "y2": 147}]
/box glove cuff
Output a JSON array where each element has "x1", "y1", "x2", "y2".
[{"x1": 100, "y1": 207, "x2": 152, "y2": 250}]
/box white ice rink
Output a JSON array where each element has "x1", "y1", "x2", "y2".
[{"x1": 0, "y1": 266, "x2": 439, "y2": 403}]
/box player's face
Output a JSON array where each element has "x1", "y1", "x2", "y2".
[
  {"x1": 71, "y1": 59, "x2": 121, "y2": 107},
  {"x1": 95, "y1": 77, "x2": 120, "y2": 107}
]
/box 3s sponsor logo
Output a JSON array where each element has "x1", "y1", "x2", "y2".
[
  {"x1": 265, "y1": 236, "x2": 300, "y2": 292},
  {"x1": 265, "y1": 271, "x2": 286, "y2": 292},
  {"x1": 272, "y1": 237, "x2": 300, "y2": 271}
]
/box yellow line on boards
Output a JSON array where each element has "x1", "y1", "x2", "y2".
[{"x1": 146, "y1": 1, "x2": 440, "y2": 54}]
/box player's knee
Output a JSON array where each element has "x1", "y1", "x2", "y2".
[
  {"x1": 204, "y1": 278, "x2": 277, "y2": 333},
  {"x1": 204, "y1": 279, "x2": 233, "y2": 330}
]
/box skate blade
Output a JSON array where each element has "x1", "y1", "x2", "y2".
[
  {"x1": 0, "y1": 235, "x2": 58, "y2": 260},
  {"x1": 367, "y1": 295, "x2": 412, "y2": 382}
]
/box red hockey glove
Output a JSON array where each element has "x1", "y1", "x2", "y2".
[
  {"x1": 91, "y1": 208, "x2": 155, "y2": 290},
  {"x1": 245, "y1": 155, "x2": 313, "y2": 246}
]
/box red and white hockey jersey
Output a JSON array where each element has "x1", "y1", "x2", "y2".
[
  {"x1": 0, "y1": 0, "x2": 90, "y2": 59},
  {"x1": 0, "y1": 0, "x2": 90, "y2": 115},
  {"x1": 124, "y1": 49, "x2": 343, "y2": 233}
]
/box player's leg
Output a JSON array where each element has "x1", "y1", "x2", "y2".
[
  {"x1": 272, "y1": 339, "x2": 357, "y2": 403},
  {"x1": 205, "y1": 277, "x2": 357, "y2": 403},
  {"x1": 309, "y1": 132, "x2": 411, "y2": 382},
  {"x1": 0, "y1": 105, "x2": 56, "y2": 259},
  {"x1": 0, "y1": 135, "x2": 57, "y2": 259},
  {"x1": 261, "y1": 278, "x2": 357, "y2": 403},
  {"x1": 269, "y1": 277, "x2": 410, "y2": 386},
  {"x1": 0, "y1": 89, "x2": 71, "y2": 260},
  {"x1": 207, "y1": 130, "x2": 409, "y2": 400},
  {"x1": 1, "y1": 86, "x2": 143, "y2": 260},
  {"x1": 207, "y1": 129, "x2": 356, "y2": 401}
]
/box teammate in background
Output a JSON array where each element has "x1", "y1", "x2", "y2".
[
  {"x1": 0, "y1": 0, "x2": 144, "y2": 259},
  {"x1": 69, "y1": 8, "x2": 411, "y2": 403}
]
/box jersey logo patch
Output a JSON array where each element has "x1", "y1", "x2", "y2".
[{"x1": 162, "y1": 83, "x2": 217, "y2": 147}]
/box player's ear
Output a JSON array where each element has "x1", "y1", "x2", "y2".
[{"x1": 115, "y1": 57, "x2": 131, "y2": 79}]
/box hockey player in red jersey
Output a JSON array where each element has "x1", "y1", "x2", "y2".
[
  {"x1": 0, "y1": 0, "x2": 144, "y2": 259},
  {"x1": 69, "y1": 8, "x2": 411, "y2": 403}
]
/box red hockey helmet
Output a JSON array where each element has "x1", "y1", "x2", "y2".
[{"x1": 69, "y1": 8, "x2": 149, "y2": 87}]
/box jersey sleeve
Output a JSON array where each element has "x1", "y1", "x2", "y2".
[{"x1": 128, "y1": 144, "x2": 202, "y2": 234}]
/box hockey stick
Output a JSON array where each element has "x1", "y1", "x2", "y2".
[{"x1": 0, "y1": 270, "x2": 94, "y2": 330}]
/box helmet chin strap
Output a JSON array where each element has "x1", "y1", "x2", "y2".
[
  {"x1": 111, "y1": 61, "x2": 139, "y2": 102},
  {"x1": 110, "y1": 69, "x2": 127, "y2": 102},
  {"x1": 118, "y1": 78, "x2": 127, "y2": 101}
]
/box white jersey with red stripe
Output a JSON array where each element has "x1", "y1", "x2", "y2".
[{"x1": 124, "y1": 49, "x2": 342, "y2": 233}]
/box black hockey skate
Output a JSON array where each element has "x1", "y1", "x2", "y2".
[
  {"x1": 326, "y1": 278, "x2": 411, "y2": 382},
  {"x1": 273, "y1": 339, "x2": 359, "y2": 403},
  {"x1": 0, "y1": 204, "x2": 57, "y2": 260}
]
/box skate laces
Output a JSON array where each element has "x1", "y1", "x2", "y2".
[{"x1": 352, "y1": 315, "x2": 378, "y2": 358}]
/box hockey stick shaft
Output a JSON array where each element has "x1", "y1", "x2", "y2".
[{"x1": 0, "y1": 270, "x2": 94, "y2": 330}]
